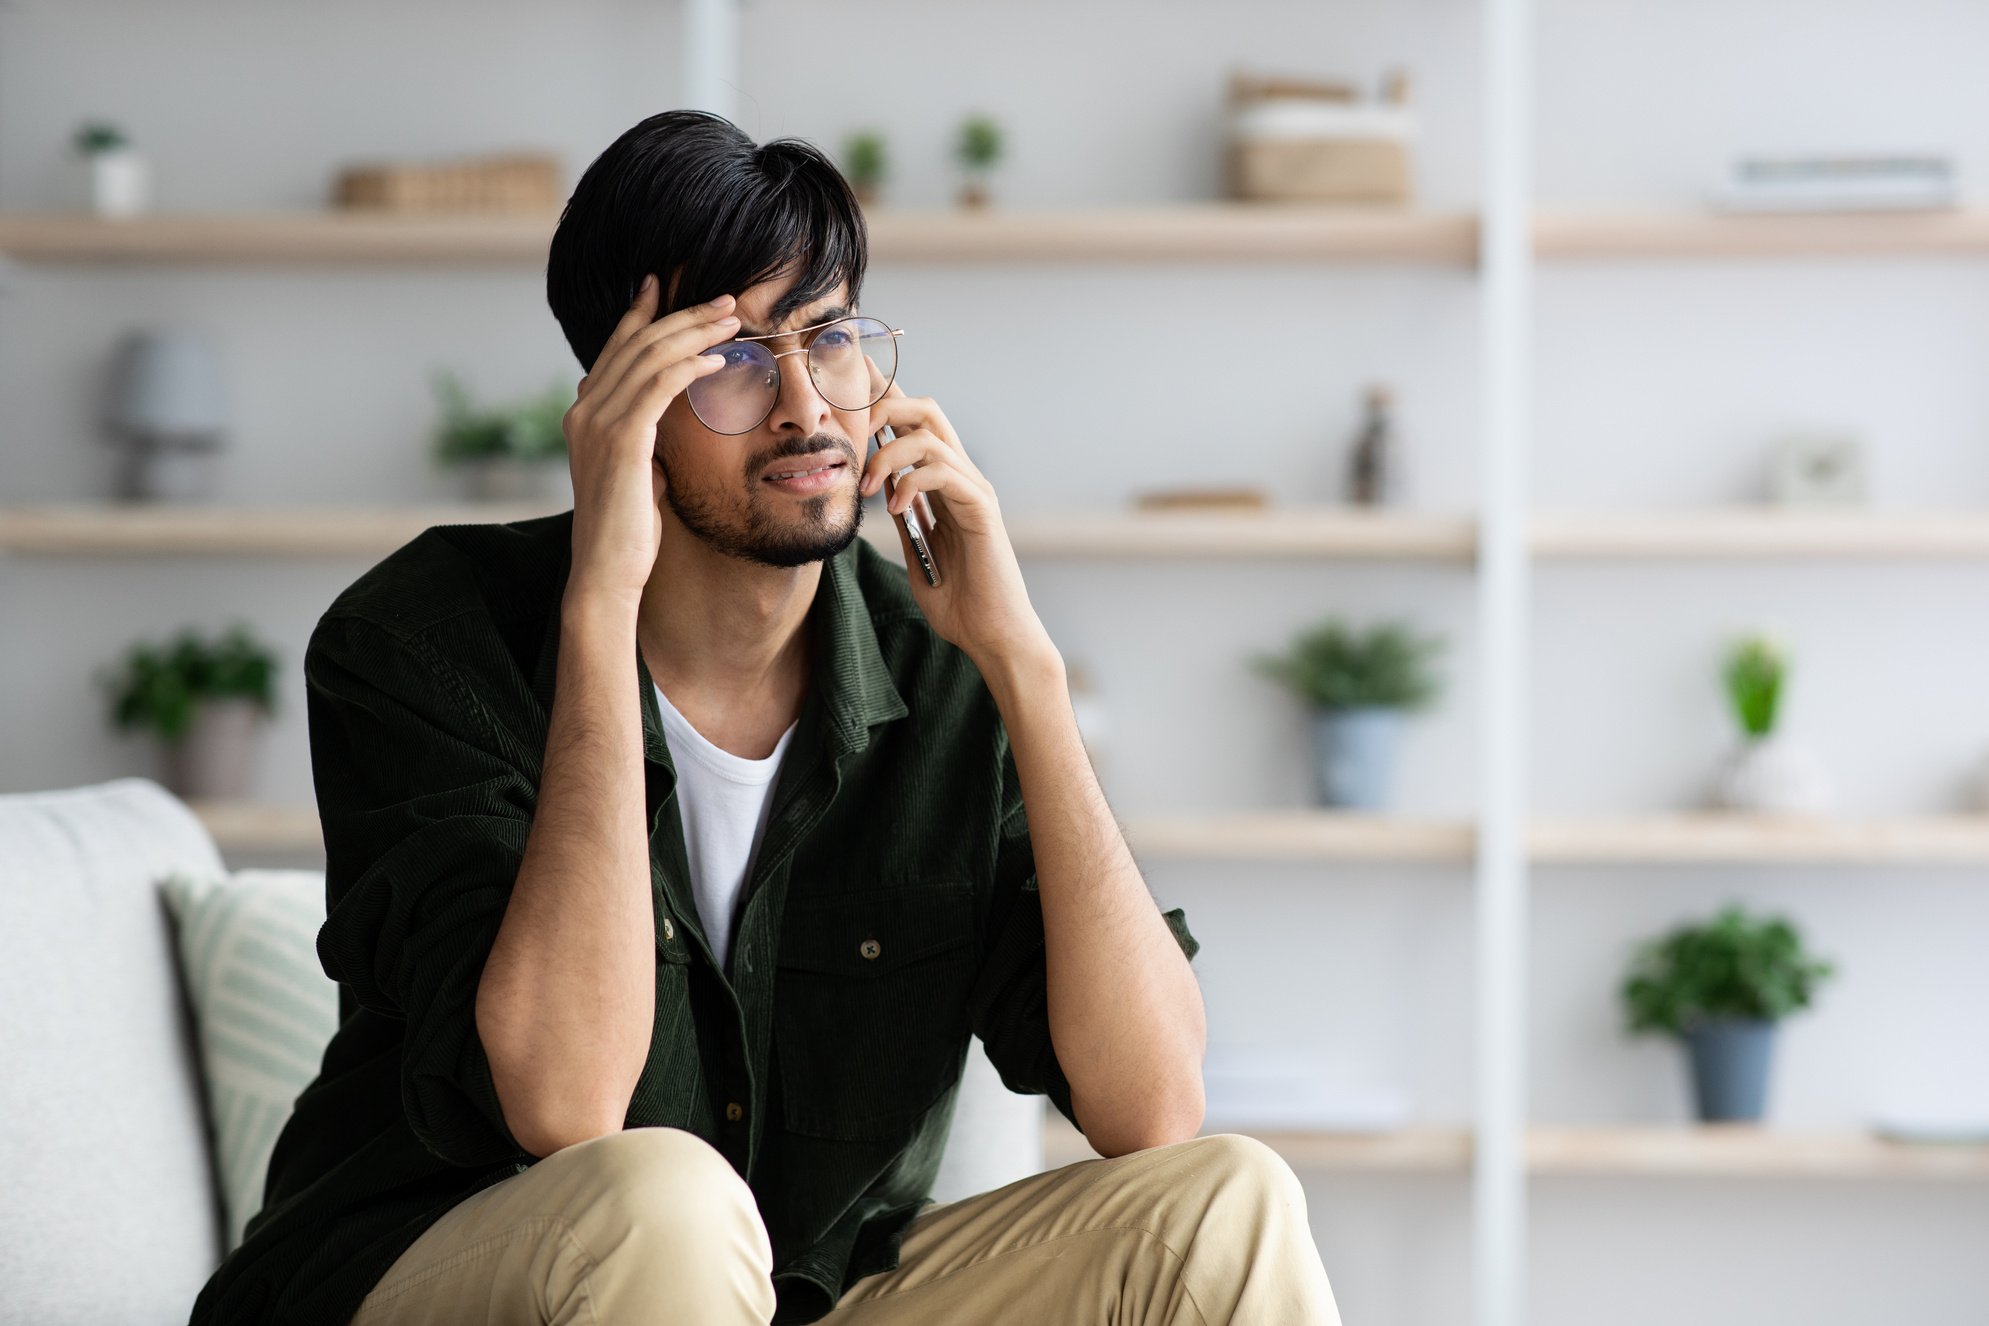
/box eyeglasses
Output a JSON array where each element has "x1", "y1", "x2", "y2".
[{"x1": 685, "y1": 314, "x2": 905, "y2": 435}]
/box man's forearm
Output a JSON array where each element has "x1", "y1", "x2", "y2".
[
  {"x1": 475, "y1": 588, "x2": 655, "y2": 1157},
  {"x1": 983, "y1": 649, "x2": 1207, "y2": 1158}
]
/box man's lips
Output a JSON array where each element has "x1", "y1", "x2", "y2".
[{"x1": 761, "y1": 455, "x2": 848, "y2": 483}]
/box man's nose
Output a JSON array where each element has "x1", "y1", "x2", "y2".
[{"x1": 768, "y1": 346, "x2": 834, "y2": 428}]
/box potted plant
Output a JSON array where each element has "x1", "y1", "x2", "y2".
[
  {"x1": 1622, "y1": 904, "x2": 1835, "y2": 1122},
  {"x1": 1711, "y1": 632, "x2": 1832, "y2": 814},
  {"x1": 97, "y1": 624, "x2": 280, "y2": 801},
  {"x1": 843, "y1": 129, "x2": 888, "y2": 208},
  {"x1": 429, "y1": 369, "x2": 575, "y2": 502},
  {"x1": 1250, "y1": 617, "x2": 1444, "y2": 808},
  {"x1": 73, "y1": 119, "x2": 150, "y2": 216},
  {"x1": 955, "y1": 113, "x2": 1004, "y2": 209}
]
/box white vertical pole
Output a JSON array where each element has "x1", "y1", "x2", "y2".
[
  {"x1": 682, "y1": 0, "x2": 742, "y2": 123},
  {"x1": 1477, "y1": 0, "x2": 1531, "y2": 1317}
]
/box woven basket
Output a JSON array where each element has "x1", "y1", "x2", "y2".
[
  {"x1": 1225, "y1": 70, "x2": 1414, "y2": 205},
  {"x1": 332, "y1": 151, "x2": 562, "y2": 213}
]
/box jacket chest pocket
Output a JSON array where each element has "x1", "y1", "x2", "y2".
[{"x1": 773, "y1": 882, "x2": 978, "y2": 1141}]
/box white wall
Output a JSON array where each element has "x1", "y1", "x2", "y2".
[{"x1": 4, "y1": 2, "x2": 1987, "y2": 1323}]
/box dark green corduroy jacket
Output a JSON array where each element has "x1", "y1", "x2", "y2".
[{"x1": 188, "y1": 509, "x2": 1199, "y2": 1326}]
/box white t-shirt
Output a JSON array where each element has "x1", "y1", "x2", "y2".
[{"x1": 653, "y1": 682, "x2": 799, "y2": 974}]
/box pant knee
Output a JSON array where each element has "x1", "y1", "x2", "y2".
[
  {"x1": 556, "y1": 1126, "x2": 770, "y2": 1271},
  {"x1": 1179, "y1": 1133, "x2": 1309, "y2": 1219}
]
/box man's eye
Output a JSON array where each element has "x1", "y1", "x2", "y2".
[{"x1": 816, "y1": 328, "x2": 854, "y2": 351}]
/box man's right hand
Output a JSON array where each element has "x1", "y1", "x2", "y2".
[{"x1": 563, "y1": 274, "x2": 740, "y2": 604}]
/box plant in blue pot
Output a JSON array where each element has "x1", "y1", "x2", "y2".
[
  {"x1": 1250, "y1": 617, "x2": 1444, "y2": 808},
  {"x1": 1621, "y1": 904, "x2": 1835, "y2": 1122}
]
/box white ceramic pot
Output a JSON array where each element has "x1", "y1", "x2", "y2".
[
  {"x1": 1714, "y1": 734, "x2": 1833, "y2": 814},
  {"x1": 459, "y1": 457, "x2": 568, "y2": 503},
  {"x1": 79, "y1": 149, "x2": 150, "y2": 216},
  {"x1": 163, "y1": 696, "x2": 264, "y2": 801},
  {"x1": 1967, "y1": 752, "x2": 1989, "y2": 813}
]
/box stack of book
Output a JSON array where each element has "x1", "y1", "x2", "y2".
[{"x1": 1709, "y1": 153, "x2": 1958, "y2": 213}]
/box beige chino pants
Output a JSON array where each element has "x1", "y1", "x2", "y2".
[{"x1": 347, "y1": 1125, "x2": 1342, "y2": 1325}]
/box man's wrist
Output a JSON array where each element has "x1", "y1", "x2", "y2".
[{"x1": 977, "y1": 641, "x2": 1067, "y2": 714}]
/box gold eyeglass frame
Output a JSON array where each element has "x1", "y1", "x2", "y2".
[{"x1": 690, "y1": 314, "x2": 907, "y2": 435}]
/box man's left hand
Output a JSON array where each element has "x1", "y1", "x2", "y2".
[{"x1": 859, "y1": 380, "x2": 1057, "y2": 676}]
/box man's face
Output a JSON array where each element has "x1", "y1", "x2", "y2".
[{"x1": 653, "y1": 272, "x2": 867, "y2": 569}]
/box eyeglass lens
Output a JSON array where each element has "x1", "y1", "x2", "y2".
[{"x1": 686, "y1": 317, "x2": 898, "y2": 434}]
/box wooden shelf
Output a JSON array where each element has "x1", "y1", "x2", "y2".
[
  {"x1": 865, "y1": 205, "x2": 1479, "y2": 263},
  {"x1": 1531, "y1": 814, "x2": 1989, "y2": 864},
  {"x1": 1533, "y1": 508, "x2": 1989, "y2": 559},
  {"x1": 0, "y1": 210, "x2": 565, "y2": 265},
  {"x1": 1004, "y1": 507, "x2": 1477, "y2": 560},
  {"x1": 194, "y1": 801, "x2": 1989, "y2": 864},
  {"x1": 1123, "y1": 811, "x2": 1473, "y2": 862},
  {"x1": 0, "y1": 501, "x2": 569, "y2": 556},
  {"x1": 0, "y1": 502, "x2": 1478, "y2": 561},
  {"x1": 1043, "y1": 1114, "x2": 1471, "y2": 1172},
  {"x1": 12, "y1": 503, "x2": 1987, "y2": 561},
  {"x1": 1528, "y1": 1126, "x2": 1989, "y2": 1179},
  {"x1": 187, "y1": 800, "x2": 323, "y2": 854},
  {"x1": 11, "y1": 208, "x2": 1989, "y2": 268},
  {"x1": 1046, "y1": 1116, "x2": 1989, "y2": 1179},
  {"x1": 0, "y1": 206, "x2": 1479, "y2": 266},
  {"x1": 1535, "y1": 209, "x2": 1989, "y2": 259}
]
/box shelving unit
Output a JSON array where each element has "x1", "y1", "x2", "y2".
[{"x1": 10, "y1": 9, "x2": 1986, "y2": 1326}]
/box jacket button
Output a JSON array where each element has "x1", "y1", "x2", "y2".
[
  {"x1": 725, "y1": 1101, "x2": 744, "y2": 1122},
  {"x1": 859, "y1": 938, "x2": 881, "y2": 960},
  {"x1": 662, "y1": 916, "x2": 675, "y2": 941}
]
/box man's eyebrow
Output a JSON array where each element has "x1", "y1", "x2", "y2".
[{"x1": 736, "y1": 304, "x2": 851, "y2": 339}]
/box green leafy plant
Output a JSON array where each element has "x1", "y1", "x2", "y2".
[
  {"x1": 97, "y1": 624, "x2": 279, "y2": 743},
  {"x1": 1622, "y1": 904, "x2": 1834, "y2": 1038},
  {"x1": 843, "y1": 130, "x2": 888, "y2": 190},
  {"x1": 1250, "y1": 618, "x2": 1445, "y2": 711},
  {"x1": 955, "y1": 114, "x2": 1004, "y2": 172},
  {"x1": 74, "y1": 121, "x2": 129, "y2": 155},
  {"x1": 429, "y1": 369, "x2": 574, "y2": 465},
  {"x1": 1723, "y1": 633, "x2": 1787, "y2": 737}
]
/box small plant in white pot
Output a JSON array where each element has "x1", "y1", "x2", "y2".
[
  {"x1": 843, "y1": 129, "x2": 889, "y2": 208},
  {"x1": 954, "y1": 113, "x2": 1004, "y2": 209},
  {"x1": 1250, "y1": 617, "x2": 1444, "y2": 809},
  {"x1": 429, "y1": 369, "x2": 575, "y2": 503},
  {"x1": 1622, "y1": 904, "x2": 1835, "y2": 1122},
  {"x1": 1711, "y1": 632, "x2": 1833, "y2": 814},
  {"x1": 97, "y1": 624, "x2": 279, "y2": 801},
  {"x1": 72, "y1": 119, "x2": 151, "y2": 216}
]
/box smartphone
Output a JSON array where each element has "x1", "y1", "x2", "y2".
[{"x1": 872, "y1": 425, "x2": 941, "y2": 587}]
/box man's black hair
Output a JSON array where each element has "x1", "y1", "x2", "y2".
[{"x1": 546, "y1": 108, "x2": 868, "y2": 372}]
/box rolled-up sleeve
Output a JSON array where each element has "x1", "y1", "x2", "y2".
[
  {"x1": 966, "y1": 729, "x2": 1200, "y2": 1134},
  {"x1": 305, "y1": 612, "x2": 537, "y2": 1170}
]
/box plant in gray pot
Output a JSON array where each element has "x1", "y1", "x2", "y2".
[
  {"x1": 1250, "y1": 618, "x2": 1444, "y2": 808},
  {"x1": 1621, "y1": 904, "x2": 1836, "y2": 1122},
  {"x1": 429, "y1": 368, "x2": 576, "y2": 503},
  {"x1": 97, "y1": 624, "x2": 280, "y2": 802}
]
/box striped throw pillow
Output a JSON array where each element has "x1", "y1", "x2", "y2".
[{"x1": 158, "y1": 868, "x2": 338, "y2": 1251}]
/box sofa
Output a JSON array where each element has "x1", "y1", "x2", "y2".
[{"x1": 0, "y1": 777, "x2": 1045, "y2": 1325}]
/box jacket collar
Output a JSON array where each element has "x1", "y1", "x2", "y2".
[{"x1": 528, "y1": 525, "x2": 909, "y2": 775}]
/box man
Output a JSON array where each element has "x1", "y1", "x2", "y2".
[{"x1": 189, "y1": 108, "x2": 1339, "y2": 1325}]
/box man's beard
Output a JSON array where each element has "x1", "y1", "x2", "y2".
[{"x1": 661, "y1": 432, "x2": 865, "y2": 569}]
